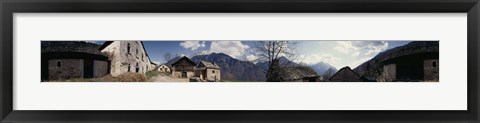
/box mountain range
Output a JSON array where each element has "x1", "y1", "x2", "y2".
[
  {"x1": 167, "y1": 53, "x2": 266, "y2": 81},
  {"x1": 166, "y1": 52, "x2": 338, "y2": 81},
  {"x1": 309, "y1": 62, "x2": 338, "y2": 76}
]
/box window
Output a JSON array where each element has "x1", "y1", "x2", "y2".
[
  {"x1": 136, "y1": 49, "x2": 138, "y2": 55},
  {"x1": 127, "y1": 43, "x2": 131, "y2": 54},
  {"x1": 142, "y1": 54, "x2": 144, "y2": 61},
  {"x1": 212, "y1": 70, "x2": 215, "y2": 73},
  {"x1": 136, "y1": 63, "x2": 139, "y2": 73},
  {"x1": 432, "y1": 61, "x2": 437, "y2": 68},
  {"x1": 56, "y1": 60, "x2": 62, "y2": 68},
  {"x1": 128, "y1": 64, "x2": 131, "y2": 72}
]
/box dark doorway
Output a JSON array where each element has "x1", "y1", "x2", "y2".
[
  {"x1": 41, "y1": 56, "x2": 48, "y2": 81},
  {"x1": 182, "y1": 72, "x2": 187, "y2": 78},
  {"x1": 84, "y1": 59, "x2": 94, "y2": 78},
  {"x1": 396, "y1": 59, "x2": 424, "y2": 81}
]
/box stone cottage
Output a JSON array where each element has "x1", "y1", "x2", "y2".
[
  {"x1": 195, "y1": 61, "x2": 221, "y2": 81},
  {"x1": 171, "y1": 56, "x2": 196, "y2": 78},
  {"x1": 158, "y1": 64, "x2": 171, "y2": 73},
  {"x1": 266, "y1": 59, "x2": 321, "y2": 82},
  {"x1": 378, "y1": 42, "x2": 439, "y2": 82},
  {"x1": 99, "y1": 41, "x2": 156, "y2": 76},
  {"x1": 329, "y1": 66, "x2": 369, "y2": 82},
  {"x1": 354, "y1": 41, "x2": 439, "y2": 82},
  {"x1": 41, "y1": 41, "x2": 110, "y2": 81},
  {"x1": 381, "y1": 54, "x2": 439, "y2": 82},
  {"x1": 278, "y1": 66, "x2": 321, "y2": 82}
]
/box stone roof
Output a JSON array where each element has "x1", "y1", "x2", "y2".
[
  {"x1": 172, "y1": 56, "x2": 196, "y2": 66},
  {"x1": 279, "y1": 66, "x2": 319, "y2": 81},
  {"x1": 374, "y1": 41, "x2": 439, "y2": 63},
  {"x1": 197, "y1": 61, "x2": 220, "y2": 69},
  {"x1": 41, "y1": 41, "x2": 105, "y2": 56},
  {"x1": 330, "y1": 66, "x2": 369, "y2": 82}
]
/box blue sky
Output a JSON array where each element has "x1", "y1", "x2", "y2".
[{"x1": 91, "y1": 41, "x2": 411, "y2": 69}]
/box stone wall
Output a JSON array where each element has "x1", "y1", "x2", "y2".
[
  {"x1": 381, "y1": 64, "x2": 396, "y2": 82},
  {"x1": 101, "y1": 41, "x2": 154, "y2": 76},
  {"x1": 94, "y1": 60, "x2": 109, "y2": 78},
  {"x1": 48, "y1": 59, "x2": 83, "y2": 80},
  {"x1": 172, "y1": 71, "x2": 195, "y2": 78},
  {"x1": 424, "y1": 59, "x2": 439, "y2": 81},
  {"x1": 204, "y1": 68, "x2": 221, "y2": 81},
  {"x1": 158, "y1": 65, "x2": 171, "y2": 73}
]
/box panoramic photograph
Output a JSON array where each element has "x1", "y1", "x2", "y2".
[{"x1": 41, "y1": 40, "x2": 439, "y2": 82}]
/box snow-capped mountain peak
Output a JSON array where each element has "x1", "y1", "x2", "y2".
[{"x1": 192, "y1": 50, "x2": 215, "y2": 56}]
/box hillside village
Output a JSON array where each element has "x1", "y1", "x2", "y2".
[{"x1": 41, "y1": 41, "x2": 439, "y2": 82}]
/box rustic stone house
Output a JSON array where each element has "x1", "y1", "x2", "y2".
[
  {"x1": 41, "y1": 41, "x2": 110, "y2": 81},
  {"x1": 278, "y1": 66, "x2": 321, "y2": 82},
  {"x1": 266, "y1": 59, "x2": 321, "y2": 82},
  {"x1": 329, "y1": 66, "x2": 369, "y2": 82},
  {"x1": 99, "y1": 41, "x2": 156, "y2": 76},
  {"x1": 171, "y1": 56, "x2": 196, "y2": 78},
  {"x1": 354, "y1": 41, "x2": 439, "y2": 82},
  {"x1": 158, "y1": 64, "x2": 171, "y2": 73},
  {"x1": 381, "y1": 54, "x2": 439, "y2": 82},
  {"x1": 378, "y1": 42, "x2": 439, "y2": 82},
  {"x1": 195, "y1": 61, "x2": 221, "y2": 81}
]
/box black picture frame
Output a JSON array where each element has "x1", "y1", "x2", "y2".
[{"x1": 1, "y1": 0, "x2": 479, "y2": 122}]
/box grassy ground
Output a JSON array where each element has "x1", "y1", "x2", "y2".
[
  {"x1": 222, "y1": 79, "x2": 243, "y2": 82},
  {"x1": 145, "y1": 70, "x2": 162, "y2": 80},
  {"x1": 49, "y1": 72, "x2": 147, "y2": 82},
  {"x1": 52, "y1": 77, "x2": 112, "y2": 82},
  {"x1": 222, "y1": 80, "x2": 263, "y2": 82}
]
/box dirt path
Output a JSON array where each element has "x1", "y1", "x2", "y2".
[{"x1": 149, "y1": 74, "x2": 189, "y2": 82}]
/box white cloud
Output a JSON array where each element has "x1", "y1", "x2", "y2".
[
  {"x1": 352, "y1": 52, "x2": 360, "y2": 57},
  {"x1": 209, "y1": 41, "x2": 250, "y2": 59},
  {"x1": 334, "y1": 41, "x2": 389, "y2": 57},
  {"x1": 334, "y1": 41, "x2": 359, "y2": 54},
  {"x1": 296, "y1": 53, "x2": 340, "y2": 66},
  {"x1": 180, "y1": 41, "x2": 206, "y2": 50},
  {"x1": 246, "y1": 54, "x2": 258, "y2": 61}
]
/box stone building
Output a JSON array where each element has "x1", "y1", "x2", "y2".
[
  {"x1": 329, "y1": 66, "x2": 369, "y2": 82},
  {"x1": 158, "y1": 64, "x2": 171, "y2": 73},
  {"x1": 41, "y1": 41, "x2": 110, "y2": 81},
  {"x1": 99, "y1": 41, "x2": 156, "y2": 76},
  {"x1": 278, "y1": 66, "x2": 321, "y2": 82},
  {"x1": 377, "y1": 42, "x2": 439, "y2": 82},
  {"x1": 354, "y1": 41, "x2": 439, "y2": 82},
  {"x1": 381, "y1": 54, "x2": 439, "y2": 82},
  {"x1": 195, "y1": 61, "x2": 221, "y2": 81},
  {"x1": 266, "y1": 59, "x2": 321, "y2": 82},
  {"x1": 424, "y1": 59, "x2": 439, "y2": 81},
  {"x1": 171, "y1": 56, "x2": 196, "y2": 78}
]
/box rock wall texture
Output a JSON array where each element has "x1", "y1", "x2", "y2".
[{"x1": 48, "y1": 59, "x2": 83, "y2": 80}]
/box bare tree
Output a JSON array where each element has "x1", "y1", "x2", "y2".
[
  {"x1": 248, "y1": 41, "x2": 301, "y2": 81},
  {"x1": 163, "y1": 52, "x2": 172, "y2": 62}
]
